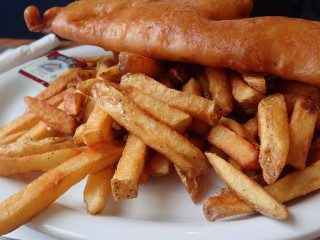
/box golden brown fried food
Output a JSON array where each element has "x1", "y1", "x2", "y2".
[{"x1": 25, "y1": 0, "x2": 320, "y2": 86}]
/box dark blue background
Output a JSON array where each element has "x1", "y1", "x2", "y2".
[
  {"x1": 1, "y1": 0, "x2": 320, "y2": 39},
  {"x1": 0, "y1": 1, "x2": 72, "y2": 39}
]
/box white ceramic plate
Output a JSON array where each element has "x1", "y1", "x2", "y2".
[{"x1": 0, "y1": 45, "x2": 319, "y2": 240}]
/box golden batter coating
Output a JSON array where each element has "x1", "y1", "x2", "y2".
[{"x1": 25, "y1": 0, "x2": 320, "y2": 86}]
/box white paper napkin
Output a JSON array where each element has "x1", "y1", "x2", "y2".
[{"x1": 0, "y1": 34, "x2": 61, "y2": 75}]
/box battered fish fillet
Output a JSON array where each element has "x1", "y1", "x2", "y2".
[{"x1": 25, "y1": 0, "x2": 320, "y2": 86}]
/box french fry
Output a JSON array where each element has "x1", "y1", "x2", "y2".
[
  {"x1": 80, "y1": 95, "x2": 96, "y2": 123},
  {"x1": 98, "y1": 65, "x2": 124, "y2": 83},
  {"x1": 138, "y1": 165, "x2": 149, "y2": 184},
  {"x1": 76, "y1": 78, "x2": 103, "y2": 96},
  {"x1": 269, "y1": 80, "x2": 320, "y2": 129},
  {"x1": 148, "y1": 151, "x2": 171, "y2": 177},
  {"x1": 75, "y1": 69, "x2": 97, "y2": 81},
  {"x1": 126, "y1": 86, "x2": 192, "y2": 133},
  {"x1": 183, "y1": 132, "x2": 207, "y2": 151},
  {"x1": 204, "y1": 67, "x2": 233, "y2": 115},
  {"x1": 0, "y1": 130, "x2": 27, "y2": 145},
  {"x1": 96, "y1": 61, "x2": 111, "y2": 80},
  {"x1": 243, "y1": 116, "x2": 258, "y2": 138},
  {"x1": 159, "y1": 78, "x2": 174, "y2": 88},
  {"x1": 118, "y1": 51, "x2": 170, "y2": 79},
  {"x1": 205, "y1": 152, "x2": 289, "y2": 220},
  {"x1": 112, "y1": 134, "x2": 147, "y2": 201},
  {"x1": 64, "y1": 92, "x2": 85, "y2": 115},
  {"x1": 207, "y1": 124, "x2": 260, "y2": 170},
  {"x1": 195, "y1": 71, "x2": 211, "y2": 99},
  {"x1": 242, "y1": 73, "x2": 266, "y2": 94},
  {"x1": 174, "y1": 164, "x2": 203, "y2": 204},
  {"x1": 81, "y1": 104, "x2": 113, "y2": 146},
  {"x1": 258, "y1": 94, "x2": 289, "y2": 184},
  {"x1": 181, "y1": 78, "x2": 202, "y2": 96},
  {"x1": 0, "y1": 147, "x2": 86, "y2": 176},
  {"x1": 24, "y1": 96, "x2": 77, "y2": 135},
  {"x1": 207, "y1": 144, "x2": 228, "y2": 160},
  {"x1": 18, "y1": 121, "x2": 62, "y2": 142},
  {"x1": 164, "y1": 63, "x2": 190, "y2": 85},
  {"x1": 120, "y1": 73, "x2": 222, "y2": 126},
  {"x1": 203, "y1": 160, "x2": 320, "y2": 221},
  {"x1": 35, "y1": 69, "x2": 77, "y2": 100},
  {"x1": 46, "y1": 87, "x2": 77, "y2": 107},
  {"x1": 84, "y1": 164, "x2": 115, "y2": 214},
  {"x1": 0, "y1": 137, "x2": 75, "y2": 157},
  {"x1": 93, "y1": 83, "x2": 209, "y2": 177},
  {"x1": 230, "y1": 71, "x2": 264, "y2": 106},
  {"x1": 287, "y1": 96, "x2": 318, "y2": 169},
  {"x1": 72, "y1": 55, "x2": 116, "y2": 69},
  {"x1": 228, "y1": 158, "x2": 243, "y2": 171},
  {"x1": 203, "y1": 190, "x2": 253, "y2": 221},
  {"x1": 219, "y1": 117, "x2": 257, "y2": 146},
  {"x1": 0, "y1": 112, "x2": 40, "y2": 139},
  {"x1": 73, "y1": 124, "x2": 86, "y2": 146},
  {"x1": 0, "y1": 141, "x2": 124, "y2": 236},
  {"x1": 308, "y1": 137, "x2": 320, "y2": 164},
  {"x1": 181, "y1": 78, "x2": 210, "y2": 135},
  {"x1": 270, "y1": 80, "x2": 320, "y2": 113}
]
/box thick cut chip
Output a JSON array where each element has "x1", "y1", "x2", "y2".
[
  {"x1": 270, "y1": 80, "x2": 320, "y2": 129},
  {"x1": 308, "y1": 137, "x2": 320, "y2": 164},
  {"x1": 80, "y1": 95, "x2": 96, "y2": 123},
  {"x1": 204, "y1": 67, "x2": 233, "y2": 115},
  {"x1": 98, "y1": 65, "x2": 124, "y2": 83},
  {"x1": 24, "y1": 96, "x2": 77, "y2": 135},
  {"x1": 0, "y1": 131, "x2": 27, "y2": 145},
  {"x1": 242, "y1": 73, "x2": 266, "y2": 93},
  {"x1": 0, "y1": 147, "x2": 86, "y2": 176},
  {"x1": 205, "y1": 152, "x2": 288, "y2": 220},
  {"x1": 181, "y1": 78, "x2": 210, "y2": 135},
  {"x1": 219, "y1": 117, "x2": 257, "y2": 147},
  {"x1": 287, "y1": 96, "x2": 318, "y2": 169},
  {"x1": 81, "y1": 104, "x2": 113, "y2": 146},
  {"x1": 181, "y1": 78, "x2": 202, "y2": 96},
  {"x1": 118, "y1": 51, "x2": 170, "y2": 78},
  {"x1": 76, "y1": 78, "x2": 103, "y2": 96},
  {"x1": 230, "y1": 71, "x2": 264, "y2": 106},
  {"x1": 258, "y1": 94, "x2": 289, "y2": 184},
  {"x1": 84, "y1": 165, "x2": 115, "y2": 214},
  {"x1": 75, "y1": 69, "x2": 97, "y2": 81},
  {"x1": 64, "y1": 92, "x2": 85, "y2": 115},
  {"x1": 0, "y1": 112, "x2": 40, "y2": 139},
  {"x1": 243, "y1": 116, "x2": 258, "y2": 138},
  {"x1": 18, "y1": 121, "x2": 62, "y2": 142},
  {"x1": 207, "y1": 124, "x2": 259, "y2": 170},
  {"x1": 111, "y1": 134, "x2": 147, "y2": 201},
  {"x1": 73, "y1": 124, "x2": 86, "y2": 146},
  {"x1": 174, "y1": 164, "x2": 203, "y2": 204},
  {"x1": 0, "y1": 137, "x2": 75, "y2": 157},
  {"x1": 148, "y1": 151, "x2": 171, "y2": 177},
  {"x1": 164, "y1": 63, "x2": 191, "y2": 85},
  {"x1": 72, "y1": 55, "x2": 116, "y2": 70}
]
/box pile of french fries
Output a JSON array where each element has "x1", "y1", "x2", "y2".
[{"x1": 1, "y1": 50, "x2": 320, "y2": 235}]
